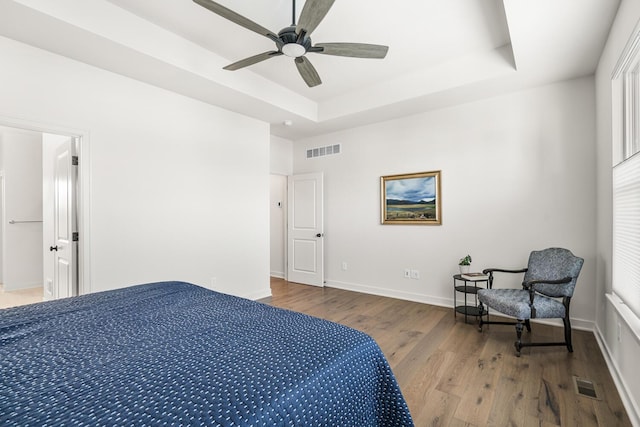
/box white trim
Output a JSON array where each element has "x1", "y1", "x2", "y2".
[
  {"x1": 245, "y1": 289, "x2": 272, "y2": 301},
  {"x1": 0, "y1": 113, "x2": 92, "y2": 295},
  {"x1": 326, "y1": 279, "x2": 452, "y2": 308},
  {"x1": 595, "y1": 322, "x2": 640, "y2": 427},
  {"x1": 613, "y1": 17, "x2": 640, "y2": 161},
  {"x1": 520, "y1": 316, "x2": 594, "y2": 332},
  {"x1": 1, "y1": 281, "x2": 42, "y2": 292},
  {"x1": 607, "y1": 292, "x2": 640, "y2": 345},
  {"x1": 325, "y1": 279, "x2": 594, "y2": 331},
  {"x1": 612, "y1": 17, "x2": 640, "y2": 80}
]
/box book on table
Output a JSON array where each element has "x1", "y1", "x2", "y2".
[{"x1": 461, "y1": 272, "x2": 489, "y2": 281}]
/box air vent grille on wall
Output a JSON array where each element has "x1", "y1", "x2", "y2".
[{"x1": 306, "y1": 144, "x2": 341, "y2": 159}]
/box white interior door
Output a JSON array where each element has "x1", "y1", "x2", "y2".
[
  {"x1": 287, "y1": 172, "x2": 324, "y2": 286},
  {"x1": 51, "y1": 140, "x2": 77, "y2": 298}
]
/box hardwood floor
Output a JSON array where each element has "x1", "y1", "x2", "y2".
[{"x1": 266, "y1": 278, "x2": 631, "y2": 427}]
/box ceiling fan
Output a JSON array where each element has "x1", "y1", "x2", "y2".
[{"x1": 192, "y1": 0, "x2": 389, "y2": 87}]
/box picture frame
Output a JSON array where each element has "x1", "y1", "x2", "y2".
[{"x1": 380, "y1": 170, "x2": 441, "y2": 225}]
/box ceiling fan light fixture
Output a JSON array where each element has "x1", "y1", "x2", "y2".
[
  {"x1": 282, "y1": 43, "x2": 306, "y2": 58},
  {"x1": 193, "y1": 0, "x2": 389, "y2": 87}
]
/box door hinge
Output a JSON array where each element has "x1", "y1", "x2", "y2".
[
  {"x1": 72, "y1": 232, "x2": 79, "y2": 242},
  {"x1": 72, "y1": 156, "x2": 79, "y2": 166}
]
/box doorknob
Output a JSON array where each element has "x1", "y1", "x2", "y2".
[
  {"x1": 49, "y1": 245, "x2": 58, "y2": 252},
  {"x1": 316, "y1": 233, "x2": 324, "y2": 238}
]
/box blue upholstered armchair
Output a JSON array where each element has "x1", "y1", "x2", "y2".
[{"x1": 477, "y1": 248, "x2": 584, "y2": 356}]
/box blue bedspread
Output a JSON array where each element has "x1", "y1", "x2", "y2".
[{"x1": 0, "y1": 281, "x2": 413, "y2": 426}]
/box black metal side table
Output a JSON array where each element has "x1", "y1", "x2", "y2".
[{"x1": 453, "y1": 274, "x2": 489, "y2": 323}]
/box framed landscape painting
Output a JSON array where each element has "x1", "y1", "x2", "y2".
[{"x1": 380, "y1": 170, "x2": 441, "y2": 225}]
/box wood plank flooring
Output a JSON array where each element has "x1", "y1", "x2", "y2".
[{"x1": 266, "y1": 278, "x2": 631, "y2": 427}]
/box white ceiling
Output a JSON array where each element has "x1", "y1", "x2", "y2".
[{"x1": 0, "y1": 0, "x2": 620, "y2": 140}]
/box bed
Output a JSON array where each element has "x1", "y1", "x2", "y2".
[{"x1": 0, "y1": 281, "x2": 413, "y2": 426}]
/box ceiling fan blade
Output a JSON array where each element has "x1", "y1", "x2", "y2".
[
  {"x1": 296, "y1": 0, "x2": 336, "y2": 36},
  {"x1": 295, "y1": 57, "x2": 322, "y2": 87},
  {"x1": 314, "y1": 43, "x2": 389, "y2": 59},
  {"x1": 223, "y1": 51, "x2": 283, "y2": 71},
  {"x1": 193, "y1": 0, "x2": 278, "y2": 42}
]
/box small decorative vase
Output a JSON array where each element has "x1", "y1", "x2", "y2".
[{"x1": 459, "y1": 265, "x2": 470, "y2": 274}]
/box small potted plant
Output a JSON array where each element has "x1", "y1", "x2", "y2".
[{"x1": 459, "y1": 255, "x2": 472, "y2": 274}]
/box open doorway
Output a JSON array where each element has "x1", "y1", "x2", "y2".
[
  {"x1": 0, "y1": 125, "x2": 81, "y2": 308},
  {"x1": 270, "y1": 174, "x2": 287, "y2": 279},
  {"x1": 269, "y1": 172, "x2": 325, "y2": 287}
]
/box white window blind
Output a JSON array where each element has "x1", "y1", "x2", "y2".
[{"x1": 613, "y1": 151, "x2": 640, "y2": 318}]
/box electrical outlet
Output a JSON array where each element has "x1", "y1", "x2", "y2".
[
  {"x1": 341, "y1": 261, "x2": 348, "y2": 271},
  {"x1": 411, "y1": 269, "x2": 420, "y2": 279},
  {"x1": 404, "y1": 269, "x2": 411, "y2": 278}
]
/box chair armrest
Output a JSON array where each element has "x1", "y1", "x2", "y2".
[
  {"x1": 522, "y1": 276, "x2": 572, "y2": 318},
  {"x1": 482, "y1": 268, "x2": 527, "y2": 275},
  {"x1": 522, "y1": 276, "x2": 572, "y2": 289},
  {"x1": 482, "y1": 267, "x2": 527, "y2": 290}
]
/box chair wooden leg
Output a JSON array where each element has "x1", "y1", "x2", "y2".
[
  {"x1": 524, "y1": 319, "x2": 532, "y2": 332},
  {"x1": 514, "y1": 320, "x2": 524, "y2": 357},
  {"x1": 478, "y1": 302, "x2": 484, "y2": 332},
  {"x1": 563, "y1": 316, "x2": 573, "y2": 352}
]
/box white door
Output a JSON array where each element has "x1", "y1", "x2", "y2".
[
  {"x1": 287, "y1": 172, "x2": 324, "y2": 286},
  {"x1": 51, "y1": 141, "x2": 77, "y2": 298}
]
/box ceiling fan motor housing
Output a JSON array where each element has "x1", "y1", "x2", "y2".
[{"x1": 277, "y1": 26, "x2": 312, "y2": 57}]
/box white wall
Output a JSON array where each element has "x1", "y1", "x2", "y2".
[
  {"x1": 293, "y1": 77, "x2": 597, "y2": 329},
  {"x1": 270, "y1": 135, "x2": 293, "y2": 176},
  {"x1": 0, "y1": 36, "x2": 271, "y2": 300},
  {"x1": 595, "y1": 1, "x2": 640, "y2": 424},
  {"x1": 0, "y1": 128, "x2": 43, "y2": 291}
]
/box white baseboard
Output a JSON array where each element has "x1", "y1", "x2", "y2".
[
  {"x1": 3, "y1": 281, "x2": 42, "y2": 291},
  {"x1": 325, "y1": 279, "x2": 594, "y2": 332},
  {"x1": 325, "y1": 279, "x2": 452, "y2": 308},
  {"x1": 524, "y1": 316, "x2": 594, "y2": 332},
  {"x1": 594, "y1": 324, "x2": 640, "y2": 427},
  {"x1": 245, "y1": 288, "x2": 272, "y2": 301},
  {"x1": 270, "y1": 271, "x2": 285, "y2": 279}
]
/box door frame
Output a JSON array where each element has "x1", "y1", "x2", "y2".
[
  {"x1": 286, "y1": 172, "x2": 324, "y2": 287},
  {"x1": 0, "y1": 115, "x2": 91, "y2": 295}
]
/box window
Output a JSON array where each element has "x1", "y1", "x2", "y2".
[
  {"x1": 612, "y1": 24, "x2": 640, "y2": 320},
  {"x1": 622, "y1": 61, "x2": 640, "y2": 158},
  {"x1": 612, "y1": 154, "x2": 640, "y2": 318}
]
